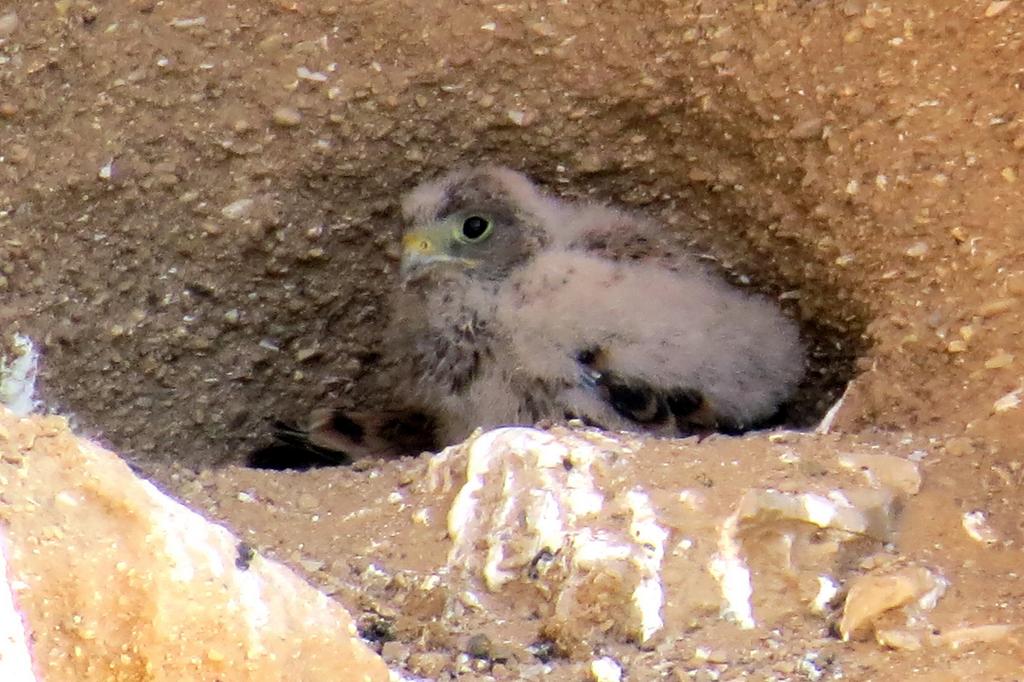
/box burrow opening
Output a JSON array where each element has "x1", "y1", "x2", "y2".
[{"x1": 1, "y1": 153, "x2": 870, "y2": 471}]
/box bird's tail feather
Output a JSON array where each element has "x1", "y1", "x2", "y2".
[{"x1": 247, "y1": 408, "x2": 440, "y2": 470}]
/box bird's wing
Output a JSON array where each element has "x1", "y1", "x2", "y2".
[{"x1": 500, "y1": 250, "x2": 805, "y2": 434}]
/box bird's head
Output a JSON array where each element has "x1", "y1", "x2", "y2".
[{"x1": 400, "y1": 167, "x2": 551, "y2": 282}]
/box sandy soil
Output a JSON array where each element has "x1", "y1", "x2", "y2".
[{"x1": 3, "y1": 0, "x2": 1024, "y2": 679}]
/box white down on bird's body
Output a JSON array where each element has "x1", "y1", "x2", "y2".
[{"x1": 498, "y1": 249, "x2": 806, "y2": 433}]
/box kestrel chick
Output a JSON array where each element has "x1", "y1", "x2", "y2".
[{"x1": 251, "y1": 166, "x2": 805, "y2": 468}]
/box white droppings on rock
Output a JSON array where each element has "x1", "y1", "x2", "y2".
[
  {"x1": 625, "y1": 488, "x2": 667, "y2": 641},
  {"x1": 802, "y1": 493, "x2": 839, "y2": 527},
  {"x1": 993, "y1": 387, "x2": 1021, "y2": 412},
  {"x1": 0, "y1": 335, "x2": 39, "y2": 416},
  {"x1": 98, "y1": 159, "x2": 114, "y2": 180},
  {"x1": 815, "y1": 384, "x2": 848, "y2": 434},
  {"x1": 590, "y1": 656, "x2": 622, "y2": 682},
  {"x1": 962, "y1": 510, "x2": 999, "y2": 545},
  {"x1": 710, "y1": 510, "x2": 755, "y2": 629},
  {"x1": 812, "y1": 575, "x2": 839, "y2": 613}
]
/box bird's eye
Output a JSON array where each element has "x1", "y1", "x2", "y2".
[{"x1": 459, "y1": 215, "x2": 492, "y2": 242}]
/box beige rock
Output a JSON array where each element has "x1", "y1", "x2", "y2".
[
  {"x1": 977, "y1": 298, "x2": 1017, "y2": 318},
  {"x1": 938, "y1": 623, "x2": 1021, "y2": 649},
  {"x1": 839, "y1": 565, "x2": 946, "y2": 641},
  {"x1": 429, "y1": 426, "x2": 927, "y2": 650},
  {"x1": 0, "y1": 408, "x2": 388, "y2": 682},
  {"x1": 838, "y1": 452, "x2": 922, "y2": 495}
]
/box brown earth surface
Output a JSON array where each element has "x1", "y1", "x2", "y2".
[{"x1": 2, "y1": 0, "x2": 1024, "y2": 679}]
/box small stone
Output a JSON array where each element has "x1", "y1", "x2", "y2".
[
  {"x1": 985, "y1": 1, "x2": 1011, "y2": 17},
  {"x1": 940, "y1": 624, "x2": 1019, "y2": 649},
  {"x1": 692, "y1": 669, "x2": 717, "y2": 682},
  {"x1": 839, "y1": 567, "x2": 945, "y2": 640},
  {"x1": 0, "y1": 11, "x2": 18, "y2": 37},
  {"x1": 296, "y1": 66, "x2": 328, "y2": 82},
  {"x1": 789, "y1": 117, "x2": 823, "y2": 140},
  {"x1": 7, "y1": 144, "x2": 29, "y2": 164},
  {"x1": 223, "y1": 309, "x2": 240, "y2": 325},
  {"x1": 0, "y1": 102, "x2": 18, "y2": 118},
  {"x1": 978, "y1": 298, "x2": 1017, "y2": 318},
  {"x1": 1002, "y1": 166, "x2": 1018, "y2": 182},
  {"x1": 993, "y1": 388, "x2": 1021, "y2": 412},
  {"x1": 841, "y1": 0, "x2": 864, "y2": 15},
  {"x1": 943, "y1": 437, "x2": 973, "y2": 456},
  {"x1": 295, "y1": 347, "x2": 320, "y2": 362},
  {"x1": 529, "y1": 21, "x2": 556, "y2": 37},
  {"x1": 946, "y1": 340, "x2": 967, "y2": 353},
  {"x1": 506, "y1": 109, "x2": 534, "y2": 126},
  {"x1": 709, "y1": 50, "x2": 730, "y2": 64},
  {"x1": 465, "y1": 633, "x2": 492, "y2": 659},
  {"x1": 875, "y1": 629, "x2": 922, "y2": 650},
  {"x1": 904, "y1": 241, "x2": 928, "y2": 258},
  {"x1": 221, "y1": 198, "x2": 254, "y2": 220},
  {"x1": 272, "y1": 106, "x2": 303, "y2": 127},
  {"x1": 296, "y1": 492, "x2": 319, "y2": 512},
  {"x1": 984, "y1": 351, "x2": 1014, "y2": 369},
  {"x1": 407, "y1": 652, "x2": 449, "y2": 678},
  {"x1": 1007, "y1": 274, "x2": 1024, "y2": 295},
  {"x1": 838, "y1": 452, "x2": 921, "y2": 495},
  {"x1": 962, "y1": 510, "x2": 999, "y2": 544},
  {"x1": 170, "y1": 16, "x2": 206, "y2": 28},
  {"x1": 591, "y1": 656, "x2": 622, "y2": 682},
  {"x1": 381, "y1": 641, "x2": 411, "y2": 664}
]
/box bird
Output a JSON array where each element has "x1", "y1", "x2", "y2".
[{"x1": 248, "y1": 166, "x2": 805, "y2": 469}]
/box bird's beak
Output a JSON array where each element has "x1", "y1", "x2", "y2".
[
  {"x1": 400, "y1": 230, "x2": 440, "y2": 275},
  {"x1": 400, "y1": 226, "x2": 476, "y2": 275}
]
